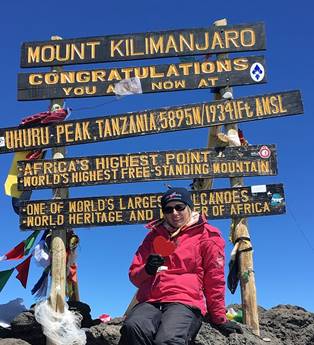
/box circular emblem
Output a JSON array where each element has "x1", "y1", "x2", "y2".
[
  {"x1": 259, "y1": 145, "x2": 271, "y2": 159},
  {"x1": 250, "y1": 63, "x2": 265, "y2": 82}
]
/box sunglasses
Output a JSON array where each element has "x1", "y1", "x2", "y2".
[{"x1": 163, "y1": 204, "x2": 187, "y2": 214}]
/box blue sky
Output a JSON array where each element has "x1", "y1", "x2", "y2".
[{"x1": 0, "y1": 0, "x2": 313, "y2": 320}]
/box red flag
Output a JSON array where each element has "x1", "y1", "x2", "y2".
[
  {"x1": 16, "y1": 255, "x2": 32, "y2": 288},
  {"x1": 68, "y1": 263, "x2": 78, "y2": 283},
  {"x1": 4, "y1": 242, "x2": 25, "y2": 261}
]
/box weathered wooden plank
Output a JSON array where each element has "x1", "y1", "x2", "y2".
[
  {"x1": 17, "y1": 56, "x2": 266, "y2": 100},
  {"x1": 0, "y1": 90, "x2": 303, "y2": 154},
  {"x1": 17, "y1": 145, "x2": 277, "y2": 190},
  {"x1": 20, "y1": 23, "x2": 266, "y2": 68},
  {"x1": 19, "y1": 184, "x2": 285, "y2": 230},
  {"x1": 4, "y1": 90, "x2": 303, "y2": 153}
]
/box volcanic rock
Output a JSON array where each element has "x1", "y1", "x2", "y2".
[{"x1": 0, "y1": 304, "x2": 313, "y2": 345}]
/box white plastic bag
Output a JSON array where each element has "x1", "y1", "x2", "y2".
[{"x1": 34, "y1": 299, "x2": 86, "y2": 345}]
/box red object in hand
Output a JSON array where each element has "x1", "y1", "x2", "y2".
[{"x1": 153, "y1": 236, "x2": 176, "y2": 257}]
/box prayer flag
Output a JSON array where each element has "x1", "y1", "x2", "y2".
[
  {"x1": 0, "y1": 269, "x2": 14, "y2": 292},
  {"x1": 16, "y1": 255, "x2": 32, "y2": 288}
]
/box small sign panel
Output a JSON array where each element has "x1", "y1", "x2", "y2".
[
  {"x1": 20, "y1": 23, "x2": 266, "y2": 67},
  {"x1": 0, "y1": 90, "x2": 303, "y2": 154},
  {"x1": 17, "y1": 145, "x2": 278, "y2": 190},
  {"x1": 17, "y1": 56, "x2": 267, "y2": 100},
  {"x1": 19, "y1": 184, "x2": 286, "y2": 230}
]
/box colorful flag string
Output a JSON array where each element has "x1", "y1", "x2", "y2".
[
  {"x1": 0, "y1": 231, "x2": 50, "y2": 295},
  {"x1": 0, "y1": 231, "x2": 40, "y2": 262}
]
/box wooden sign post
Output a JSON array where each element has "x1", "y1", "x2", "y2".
[
  {"x1": 46, "y1": 36, "x2": 78, "y2": 345},
  {"x1": 215, "y1": 19, "x2": 260, "y2": 336},
  {"x1": 49, "y1": 103, "x2": 67, "y2": 316},
  {"x1": 48, "y1": 56, "x2": 67, "y2": 345}
]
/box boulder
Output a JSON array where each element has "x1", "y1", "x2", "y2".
[
  {"x1": 0, "y1": 304, "x2": 313, "y2": 345},
  {"x1": 10, "y1": 310, "x2": 45, "y2": 345},
  {"x1": 67, "y1": 301, "x2": 95, "y2": 328}
]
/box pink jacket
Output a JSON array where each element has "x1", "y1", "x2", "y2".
[{"x1": 129, "y1": 214, "x2": 227, "y2": 324}]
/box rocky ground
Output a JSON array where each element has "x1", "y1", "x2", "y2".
[{"x1": 0, "y1": 302, "x2": 313, "y2": 345}]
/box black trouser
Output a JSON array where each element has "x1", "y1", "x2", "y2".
[{"x1": 118, "y1": 302, "x2": 203, "y2": 345}]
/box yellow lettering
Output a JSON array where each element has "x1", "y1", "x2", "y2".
[
  {"x1": 211, "y1": 32, "x2": 224, "y2": 49},
  {"x1": 86, "y1": 41, "x2": 101, "y2": 58},
  {"x1": 41, "y1": 45, "x2": 55, "y2": 62},
  {"x1": 108, "y1": 69, "x2": 122, "y2": 81},
  {"x1": 165, "y1": 35, "x2": 179, "y2": 53},
  {"x1": 166, "y1": 64, "x2": 180, "y2": 77},
  {"x1": 29, "y1": 74, "x2": 42, "y2": 85},
  {"x1": 195, "y1": 32, "x2": 209, "y2": 50},
  {"x1": 225, "y1": 30, "x2": 239, "y2": 48},
  {"x1": 27, "y1": 46, "x2": 40, "y2": 63},
  {"x1": 240, "y1": 29, "x2": 255, "y2": 47},
  {"x1": 149, "y1": 36, "x2": 164, "y2": 54},
  {"x1": 110, "y1": 39, "x2": 124, "y2": 57},
  {"x1": 130, "y1": 39, "x2": 144, "y2": 56},
  {"x1": 233, "y1": 58, "x2": 249, "y2": 71},
  {"x1": 179, "y1": 33, "x2": 195, "y2": 51}
]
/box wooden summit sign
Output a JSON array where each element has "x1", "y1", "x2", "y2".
[
  {"x1": 20, "y1": 23, "x2": 265, "y2": 68},
  {"x1": 0, "y1": 90, "x2": 302, "y2": 154},
  {"x1": 19, "y1": 184, "x2": 285, "y2": 230},
  {"x1": 2, "y1": 90, "x2": 302, "y2": 154},
  {"x1": 17, "y1": 55, "x2": 266, "y2": 100},
  {"x1": 17, "y1": 144, "x2": 277, "y2": 190}
]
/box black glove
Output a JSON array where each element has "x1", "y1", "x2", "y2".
[
  {"x1": 212, "y1": 320, "x2": 243, "y2": 336},
  {"x1": 145, "y1": 254, "x2": 165, "y2": 275}
]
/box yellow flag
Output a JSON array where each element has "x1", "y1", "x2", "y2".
[{"x1": 4, "y1": 151, "x2": 29, "y2": 198}]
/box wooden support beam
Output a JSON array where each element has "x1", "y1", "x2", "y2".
[
  {"x1": 213, "y1": 19, "x2": 260, "y2": 336},
  {"x1": 46, "y1": 35, "x2": 76, "y2": 345}
]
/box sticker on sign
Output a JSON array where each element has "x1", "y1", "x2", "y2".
[
  {"x1": 250, "y1": 62, "x2": 265, "y2": 82},
  {"x1": 258, "y1": 145, "x2": 271, "y2": 159},
  {"x1": 251, "y1": 185, "x2": 267, "y2": 193},
  {"x1": 0, "y1": 137, "x2": 5, "y2": 147}
]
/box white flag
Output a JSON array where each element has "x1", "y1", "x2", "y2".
[
  {"x1": 114, "y1": 77, "x2": 143, "y2": 96},
  {"x1": 33, "y1": 240, "x2": 50, "y2": 268}
]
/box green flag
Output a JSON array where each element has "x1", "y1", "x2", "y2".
[
  {"x1": 0, "y1": 268, "x2": 14, "y2": 292},
  {"x1": 24, "y1": 231, "x2": 40, "y2": 256}
]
